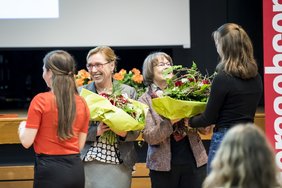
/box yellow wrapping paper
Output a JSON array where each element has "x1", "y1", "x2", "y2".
[
  {"x1": 152, "y1": 96, "x2": 206, "y2": 120},
  {"x1": 80, "y1": 88, "x2": 148, "y2": 132}
]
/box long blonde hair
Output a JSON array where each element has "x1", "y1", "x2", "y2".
[
  {"x1": 43, "y1": 50, "x2": 78, "y2": 140},
  {"x1": 203, "y1": 124, "x2": 281, "y2": 188},
  {"x1": 213, "y1": 23, "x2": 258, "y2": 79}
]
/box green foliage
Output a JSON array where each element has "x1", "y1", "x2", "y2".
[
  {"x1": 113, "y1": 68, "x2": 146, "y2": 98},
  {"x1": 163, "y1": 62, "x2": 215, "y2": 102}
]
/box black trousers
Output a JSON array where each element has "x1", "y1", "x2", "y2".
[
  {"x1": 33, "y1": 154, "x2": 85, "y2": 188},
  {"x1": 149, "y1": 164, "x2": 206, "y2": 188}
]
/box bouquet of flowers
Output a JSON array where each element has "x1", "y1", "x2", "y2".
[
  {"x1": 75, "y1": 69, "x2": 92, "y2": 87},
  {"x1": 80, "y1": 86, "x2": 148, "y2": 144},
  {"x1": 113, "y1": 68, "x2": 146, "y2": 98},
  {"x1": 152, "y1": 62, "x2": 215, "y2": 120}
]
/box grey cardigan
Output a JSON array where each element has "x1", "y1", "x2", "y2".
[{"x1": 78, "y1": 81, "x2": 139, "y2": 169}]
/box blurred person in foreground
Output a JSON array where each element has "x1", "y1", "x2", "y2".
[
  {"x1": 78, "y1": 46, "x2": 139, "y2": 188},
  {"x1": 18, "y1": 50, "x2": 90, "y2": 188},
  {"x1": 203, "y1": 123, "x2": 282, "y2": 188},
  {"x1": 188, "y1": 23, "x2": 263, "y2": 173},
  {"x1": 138, "y1": 52, "x2": 208, "y2": 188}
]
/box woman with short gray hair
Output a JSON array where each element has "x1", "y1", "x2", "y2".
[{"x1": 139, "y1": 52, "x2": 208, "y2": 188}]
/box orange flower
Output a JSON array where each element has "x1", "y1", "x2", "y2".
[
  {"x1": 113, "y1": 72, "x2": 124, "y2": 81},
  {"x1": 120, "y1": 69, "x2": 127, "y2": 76},
  {"x1": 76, "y1": 78, "x2": 84, "y2": 87},
  {"x1": 132, "y1": 74, "x2": 143, "y2": 84},
  {"x1": 114, "y1": 68, "x2": 145, "y2": 97},
  {"x1": 79, "y1": 69, "x2": 90, "y2": 78},
  {"x1": 75, "y1": 69, "x2": 92, "y2": 87},
  {"x1": 131, "y1": 68, "x2": 141, "y2": 75}
]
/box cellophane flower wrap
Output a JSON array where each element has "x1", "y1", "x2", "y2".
[
  {"x1": 113, "y1": 68, "x2": 146, "y2": 98},
  {"x1": 152, "y1": 62, "x2": 215, "y2": 120},
  {"x1": 80, "y1": 88, "x2": 149, "y2": 133}
]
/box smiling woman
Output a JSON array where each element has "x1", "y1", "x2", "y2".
[{"x1": 77, "y1": 46, "x2": 140, "y2": 188}]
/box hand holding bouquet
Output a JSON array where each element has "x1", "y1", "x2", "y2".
[
  {"x1": 152, "y1": 62, "x2": 215, "y2": 120},
  {"x1": 80, "y1": 88, "x2": 148, "y2": 143}
]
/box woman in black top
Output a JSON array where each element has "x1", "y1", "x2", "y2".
[{"x1": 189, "y1": 23, "x2": 263, "y2": 173}]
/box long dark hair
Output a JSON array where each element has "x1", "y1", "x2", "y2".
[{"x1": 43, "y1": 50, "x2": 78, "y2": 140}]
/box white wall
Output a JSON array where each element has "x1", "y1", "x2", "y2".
[{"x1": 0, "y1": 0, "x2": 190, "y2": 48}]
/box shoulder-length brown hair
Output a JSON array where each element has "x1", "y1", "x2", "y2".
[{"x1": 213, "y1": 23, "x2": 258, "y2": 79}]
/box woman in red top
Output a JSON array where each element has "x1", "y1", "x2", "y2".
[{"x1": 18, "y1": 50, "x2": 90, "y2": 188}]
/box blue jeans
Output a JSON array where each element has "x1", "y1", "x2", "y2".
[{"x1": 207, "y1": 128, "x2": 229, "y2": 174}]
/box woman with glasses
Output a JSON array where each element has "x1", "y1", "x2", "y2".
[
  {"x1": 138, "y1": 52, "x2": 208, "y2": 188},
  {"x1": 78, "y1": 46, "x2": 139, "y2": 188}
]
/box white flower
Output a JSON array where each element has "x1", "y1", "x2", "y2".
[
  {"x1": 155, "y1": 90, "x2": 164, "y2": 97},
  {"x1": 181, "y1": 78, "x2": 188, "y2": 83},
  {"x1": 122, "y1": 93, "x2": 129, "y2": 99},
  {"x1": 198, "y1": 82, "x2": 204, "y2": 87}
]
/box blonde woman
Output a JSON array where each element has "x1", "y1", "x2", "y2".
[
  {"x1": 203, "y1": 123, "x2": 281, "y2": 188},
  {"x1": 79, "y1": 46, "x2": 139, "y2": 188}
]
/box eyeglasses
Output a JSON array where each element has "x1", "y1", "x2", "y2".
[
  {"x1": 155, "y1": 62, "x2": 172, "y2": 67},
  {"x1": 86, "y1": 61, "x2": 112, "y2": 70}
]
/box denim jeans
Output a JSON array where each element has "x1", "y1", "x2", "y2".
[{"x1": 207, "y1": 128, "x2": 229, "y2": 174}]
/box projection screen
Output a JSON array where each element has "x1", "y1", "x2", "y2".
[{"x1": 0, "y1": 0, "x2": 190, "y2": 48}]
